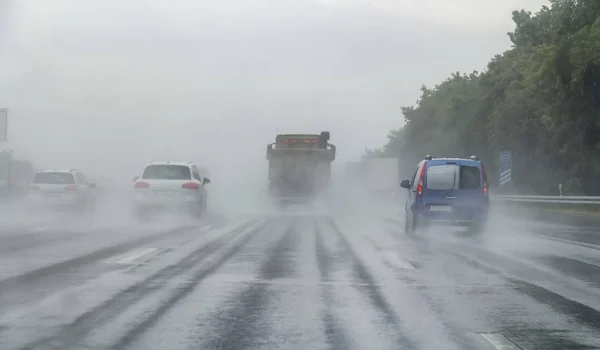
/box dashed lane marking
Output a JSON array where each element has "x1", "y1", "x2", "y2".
[
  {"x1": 480, "y1": 333, "x2": 522, "y2": 349},
  {"x1": 114, "y1": 248, "x2": 159, "y2": 264}
]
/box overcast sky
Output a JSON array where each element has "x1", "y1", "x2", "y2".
[{"x1": 0, "y1": 0, "x2": 549, "y2": 184}]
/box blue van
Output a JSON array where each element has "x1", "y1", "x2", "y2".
[{"x1": 400, "y1": 155, "x2": 490, "y2": 233}]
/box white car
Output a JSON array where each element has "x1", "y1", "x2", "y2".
[
  {"x1": 27, "y1": 169, "x2": 97, "y2": 214},
  {"x1": 131, "y1": 161, "x2": 210, "y2": 219}
]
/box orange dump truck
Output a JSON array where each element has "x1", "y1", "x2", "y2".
[{"x1": 266, "y1": 131, "x2": 336, "y2": 207}]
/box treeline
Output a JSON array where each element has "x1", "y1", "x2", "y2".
[{"x1": 381, "y1": 0, "x2": 600, "y2": 195}]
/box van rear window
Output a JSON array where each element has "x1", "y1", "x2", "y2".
[
  {"x1": 459, "y1": 166, "x2": 481, "y2": 189},
  {"x1": 426, "y1": 164, "x2": 481, "y2": 190},
  {"x1": 426, "y1": 165, "x2": 456, "y2": 190}
]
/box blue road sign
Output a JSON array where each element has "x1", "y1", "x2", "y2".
[{"x1": 499, "y1": 151, "x2": 512, "y2": 186}]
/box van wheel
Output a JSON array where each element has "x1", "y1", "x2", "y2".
[
  {"x1": 467, "y1": 220, "x2": 486, "y2": 234},
  {"x1": 404, "y1": 213, "x2": 411, "y2": 233},
  {"x1": 406, "y1": 212, "x2": 421, "y2": 234},
  {"x1": 415, "y1": 218, "x2": 428, "y2": 233}
]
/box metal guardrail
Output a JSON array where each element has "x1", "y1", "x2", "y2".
[{"x1": 492, "y1": 195, "x2": 600, "y2": 204}]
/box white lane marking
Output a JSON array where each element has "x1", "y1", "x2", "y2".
[
  {"x1": 31, "y1": 226, "x2": 62, "y2": 232},
  {"x1": 384, "y1": 251, "x2": 414, "y2": 269},
  {"x1": 114, "y1": 248, "x2": 159, "y2": 264},
  {"x1": 532, "y1": 233, "x2": 600, "y2": 251},
  {"x1": 202, "y1": 225, "x2": 213, "y2": 230},
  {"x1": 480, "y1": 333, "x2": 521, "y2": 349}
]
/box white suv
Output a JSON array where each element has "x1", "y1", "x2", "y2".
[
  {"x1": 27, "y1": 169, "x2": 97, "y2": 214},
  {"x1": 131, "y1": 161, "x2": 210, "y2": 219}
]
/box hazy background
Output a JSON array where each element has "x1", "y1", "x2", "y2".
[{"x1": 0, "y1": 0, "x2": 549, "y2": 192}]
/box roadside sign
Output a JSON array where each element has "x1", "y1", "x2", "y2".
[
  {"x1": 0, "y1": 109, "x2": 6, "y2": 141},
  {"x1": 499, "y1": 151, "x2": 511, "y2": 187}
]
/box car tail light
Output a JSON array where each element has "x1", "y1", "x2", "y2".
[
  {"x1": 417, "y1": 162, "x2": 427, "y2": 197},
  {"x1": 182, "y1": 182, "x2": 198, "y2": 190},
  {"x1": 481, "y1": 163, "x2": 489, "y2": 196},
  {"x1": 65, "y1": 185, "x2": 79, "y2": 191},
  {"x1": 134, "y1": 181, "x2": 150, "y2": 189}
]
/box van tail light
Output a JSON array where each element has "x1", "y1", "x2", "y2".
[
  {"x1": 182, "y1": 182, "x2": 198, "y2": 190},
  {"x1": 417, "y1": 162, "x2": 427, "y2": 197},
  {"x1": 65, "y1": 185, "x2": 79, "y2": 191},
  {"x1": 134, "y1": 181, "x2": 150, "y2": 189},
  {"x1": 481, "y1": 163, "x2": 489, "y2": 196}
]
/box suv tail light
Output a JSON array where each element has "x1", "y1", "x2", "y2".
[
  {"x1": 481, "y1": 163, "x2": 489, "y2": 196},
  {"x1": 65, "y1": 185, "x2": 79, "y2": 191},
  {"x1": 182, "y1": 182, "x2": 198, "y2": 190},
  {"x1": 417, "y1": 162, "x2": 427, "y2": 197},
  {"x1": 134, "y1": 181, "x2": 150, "y2": 189}
]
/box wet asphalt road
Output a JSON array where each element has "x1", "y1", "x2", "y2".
[{"x1": 0, "y1": 207, "x2": 599, "y2": 349}]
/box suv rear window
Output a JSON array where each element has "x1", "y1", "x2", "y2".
[
  {"x1": 426, "y1": 164, "x2": 481, "y2": 190},
  {"x1": 32, "y1": 172, "x2": 75, "y2": 185},
  {"x1": 142, "y1": 165, "x2": 191, "y2": 180}
]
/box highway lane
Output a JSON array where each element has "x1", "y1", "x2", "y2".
[{"x1": 0, "y1": 208, "x2": 598, "y2": 349}]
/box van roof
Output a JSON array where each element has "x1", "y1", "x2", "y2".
[{"x1": 425, "y1": 158, "x2": 482, "y2": 166}]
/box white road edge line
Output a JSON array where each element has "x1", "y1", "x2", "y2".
[
  {"x1": 480, "y1": 333, "x2": 521, "y2": 349},
  {"x1": 385, "y1": 251, "x2": 414, "y2": 269},
  {"x1": 114, "y1": 248, "x2": 159, "y2": 264}
]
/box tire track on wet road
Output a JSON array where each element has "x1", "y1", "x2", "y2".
[
  {"x1": 0, "y1": 224, "x2": 206, "y2": 312},
  {"x1": 314, "y1": 220, "x2": 352, "y2": 350},
  {"x1": 202, "y1": 218, "x2": 299, "y2": 349},
  {"x1": 324, "y1": 217, "x2": 418, "y2": 350},
  {"x1": 382, "y1": 215, "x2": 600, "y2": 349},
  {"x1": 14, "y1": 219, "x2": 264, "y2": 350}
]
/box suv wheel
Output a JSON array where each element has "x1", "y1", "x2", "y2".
[{"x1": 133, "y1": 206, "x2": 148, "y2": 221}]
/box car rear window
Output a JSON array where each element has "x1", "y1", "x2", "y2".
[
  {"x1": 459, "y1": 165, "x2": 481, "y2": 189},
  {"x1": 141, "y1": 165, "x2": 191, "y2": 180},
  {"x1": 32, "y1": 172, "x2": 75, "y2": 185},
  {"x1": 426, "y1": 164, "x2": 481, "y2": 190},
  {"x1": 426, "y1": 165, "x2": 457, "y2": 190}
]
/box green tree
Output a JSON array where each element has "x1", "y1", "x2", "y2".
[{"x1": 383, "y1": 0, "x2": 600, "y2": 195}]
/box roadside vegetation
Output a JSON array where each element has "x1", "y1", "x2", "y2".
[{"x1": 379, "y1": 0, "x2": 600, "y2": 195}]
